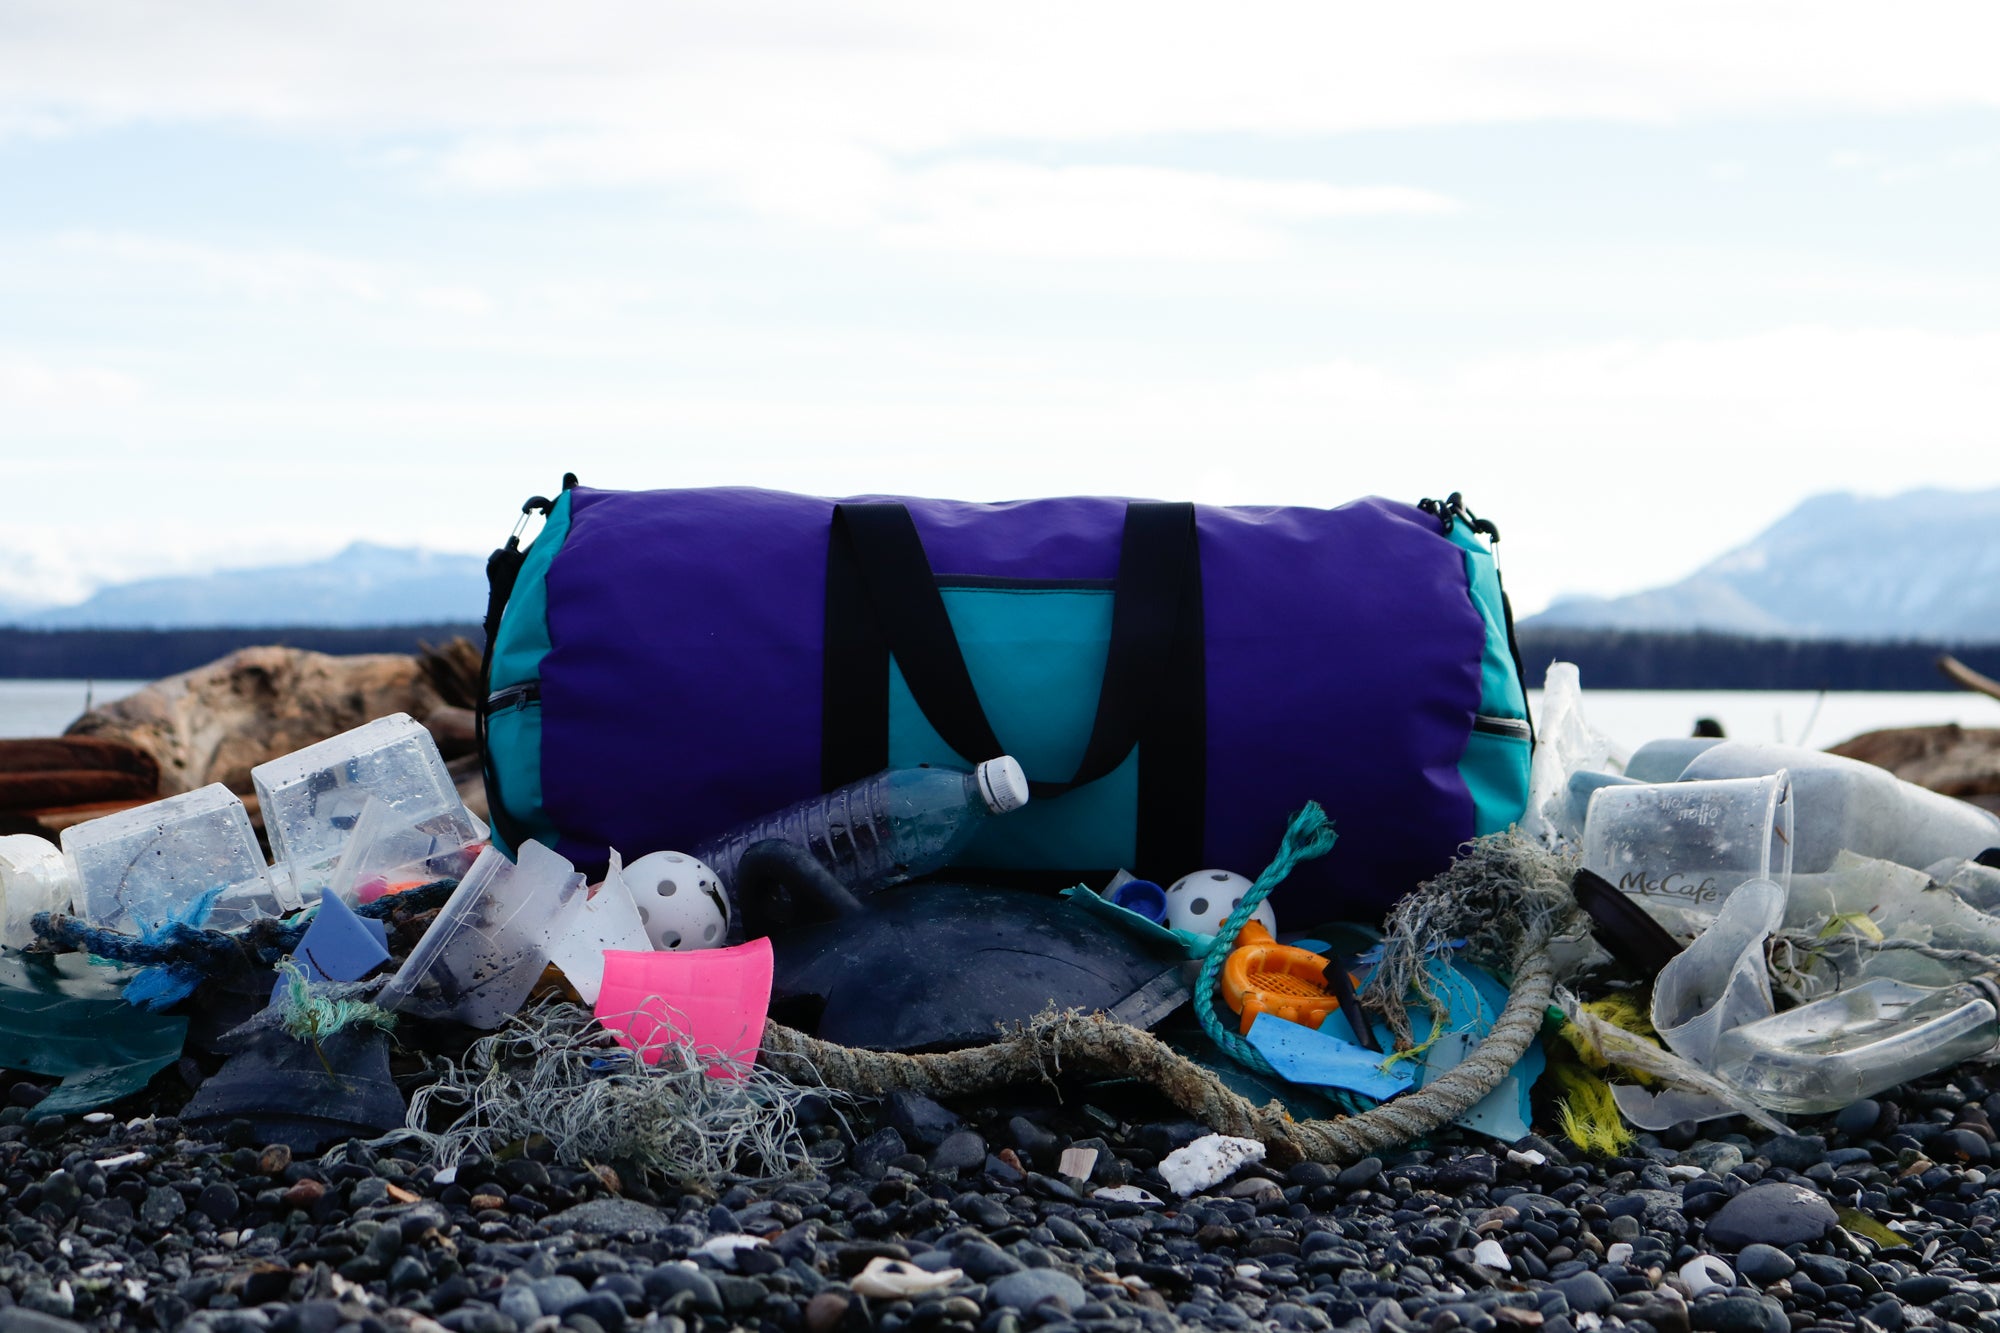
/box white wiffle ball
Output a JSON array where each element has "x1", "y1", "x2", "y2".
[
  {"x1": 1163, "y1": 868, "x2": 1276, "y2": 938},
  {"x1": 620, "y1": 850, "x2": 731, "y2": 950}
]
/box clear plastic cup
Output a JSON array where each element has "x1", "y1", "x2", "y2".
[{"x1": 1582, "y1": 770, "x2": 1793, "y2": 932}]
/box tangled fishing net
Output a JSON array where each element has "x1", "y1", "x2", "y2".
[
  {"x1": 387, "y1": 1001, "x2": 826, "y2": 1187},
  {"x1": 1361, "y1": 830, "x2": 1582, "y2": 1051}
]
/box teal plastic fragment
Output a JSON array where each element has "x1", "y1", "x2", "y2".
[
  {"x1": 0, "y1": 951, "x2": 187, "y2": 1116},
  {"x1": 34, "y1": 1052, "x2": 182, "y2": 1118},
  {"x1": 1246, "y1": 1014, "x2": 1414, "y2": 1101},
  {"x1": 1361, "y1": 958, "x2": 1545, "y2": 1142},
  {"x1": 1241, "y1": 948, "x2": 1545, "y2": 1142},
  {"x1": 1060, "y1": 885, "x2": 1211, "y2": 957}
]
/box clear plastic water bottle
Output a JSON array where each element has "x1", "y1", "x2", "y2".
[
  {"x1": 692, "y1": 757, "x2": 1030, "y2": 899},
  {"x1": 1677, "y1": 741, "x2": 2000, "y2": 875},
  {"x1": 1712, "y1": 974, "x2": 2000, "y2": 1114}
]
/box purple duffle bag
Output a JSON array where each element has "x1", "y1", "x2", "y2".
[{"x1": 479, "y1": 481, "x2": 1531, "y2": 923}]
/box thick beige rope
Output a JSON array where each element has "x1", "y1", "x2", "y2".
[{"x1": 757, "y1": 923, "x2": 1554, "y2": 1167}]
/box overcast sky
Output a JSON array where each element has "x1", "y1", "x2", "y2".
[{"x1": 3, "y1": 2, "x2": 1997, "y2": 617}]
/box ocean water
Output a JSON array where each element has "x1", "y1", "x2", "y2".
[
  {"x1": 1532, "y1": 688, "x2": 2000, "y2": 754},
  {"x1": 0, "y1": 680, "x2": 149, "y2": 739}
]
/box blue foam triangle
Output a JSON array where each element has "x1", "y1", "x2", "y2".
[{"x1": 274, "y1": 891, "x2": 392, "y2": 1000}]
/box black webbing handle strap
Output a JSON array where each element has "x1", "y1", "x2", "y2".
[{"x1": 825, "y1": 501, "x2": 1199, "y2": 798}]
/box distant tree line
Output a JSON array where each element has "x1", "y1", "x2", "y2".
[
  {"x1": 0, "y1": 625, "x2": 485, "y2": 680},
  {"x1": 1515, "y1": 628, "x2": 2000, "y2": 691},
  {"x1": 11, "y1": 622, "x2": 2000, "y2": 693}
]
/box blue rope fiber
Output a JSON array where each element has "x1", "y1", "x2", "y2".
[
  {"x1": 31, "y1": 877, "x2": 460, "y2": 1012},
  {"x1": 1191, "y1": 801, "x2": 1338, "y2": 1077}
]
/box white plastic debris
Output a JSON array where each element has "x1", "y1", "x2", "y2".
[
  {"x1": 1680, "y1": 1255, "x2": 1734, "y2": 1297},
  {"x1": 1158, "y1": 1134, "x2": 1266, "y2": 1195},
  {"x1": 851, "y1": 1257, "x2": 962, "y2": 1299},
  {"x1": 1473, "y1": 1239, "x2": 1509, "y2": 1270},
  {"x1": 1059, "y1": 1146, "x2": 1100, "y2": 1180},
  {"x1": 1605, "y1": 1243, "x2": 1633, "y2": 1265},
  {"x1": 695, "y1": 1235, "x2": 768, "y2": 1267},
  {"x1": 93, "y1": 1151, "x2": 146, "y2": 1171},
  {"x1": 1092, "y1": 1185, "x2": 1165, "y2": 1207},
  {"x1": 1506, "y1": 1148, "x2": 1547, "y2": 1167}
]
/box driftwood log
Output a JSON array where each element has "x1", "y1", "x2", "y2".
[
  {"x1": 61, "y1": 644, "x2": 480, "y2": 805},
  {"x1": 0, "y1": 738, "x2": 160, "y2": 812}
]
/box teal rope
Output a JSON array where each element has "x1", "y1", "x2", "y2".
[{"x1": 1193, "y1": 801, "x2": 1339, "y2": 1076}]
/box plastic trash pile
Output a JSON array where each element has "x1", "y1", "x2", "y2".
[
  {"x1": 1531, "y1": 662, "x2": 2000, "y2": 1136},
  {"x1": 6, "y1": 659, "x2": 2000, "y2": 1174}
]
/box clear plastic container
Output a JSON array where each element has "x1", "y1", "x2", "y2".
[
  {"x1": 0, "y1": 835, "x2": 76, "y2": 949},
  {"x1": 376, "y1": 841, "x2": 586, "y2": 1028},
  {"x1": 252, "y1": 714, "x2": 477, "y2": 901},
  {"x1": 1678, "y1": 741, "x2": 2000, "y2": 875},
  {"x1": 1582, "y1": 771, "x2": 1793, "y2": 934},
  {"x1": 325, "y1": 795, "x2": 484, "y2": 906},
  {"x1": 60, "y1": 784, "x2": 288, "y2": 933},
  {"x1": 691, "y1": 757, "x2": 1029, "y2": 899},
  {"x1": 1712, "y1": 975, "x2": 2000, "y2": 1114},
  {"x1": 545, "y1": 850, "x2": 654, "y2": 1005}
]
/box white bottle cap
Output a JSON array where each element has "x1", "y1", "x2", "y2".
[{"x1": 975, "y1": 756, "x2": 1030, "y2": 814}]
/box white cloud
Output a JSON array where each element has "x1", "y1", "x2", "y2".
[
  {"x1": 11, "y1": 324, "x2": 1994, "y2": 618},
  {"x1": 6, "y1": 2, "x2": 1998, "y2": 253},
  {"x1": 0, "y1": 357, "x2": 140, "y2": 407},
  {"x1": 59, "y1": 232, "x2": 388, "y2": 304},
  {"x1": 870, "y1": 164, "x2": 1459, "y2": 260}
]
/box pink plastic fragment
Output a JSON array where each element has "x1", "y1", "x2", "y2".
[{"x1": 594, "y1": 938, "x2": 773, "y2": 1078}]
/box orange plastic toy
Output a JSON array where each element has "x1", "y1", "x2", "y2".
[{"x1": 1221, "y1": 922, "x2": 1345, "y2": 1035}]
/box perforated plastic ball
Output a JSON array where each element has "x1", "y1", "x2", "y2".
[
  {"x1": 622, "y1": 850, "x2": 731, "y2": 950},
  {"x1": 1163, "y1": 868, "x2": 1276, "y2": 939}
]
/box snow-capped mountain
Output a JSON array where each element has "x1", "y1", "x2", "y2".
[
  {"x1": 1523, "y1": 489, "x2": 2000, "y2": 641},
  {"x1": 6, "y1": 543, "x2": 487, "y2": 628}
]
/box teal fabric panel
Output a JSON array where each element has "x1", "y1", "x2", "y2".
[
  {"x1": 886, "y1": 586, "x2": 1139, "y2": 870},
  {"x1": 484, "y1": 491, "x2": 573, "y2": 855},
  {"x1": 1447, "y1": 523, "x2": 1528, "y2": 721},
  {"x1": 1444, "y1": 519, "x2": 1531, "y2": 833},
  {"x1": 1460, "y1": 729, "x2": 1532, "y2": 836}
]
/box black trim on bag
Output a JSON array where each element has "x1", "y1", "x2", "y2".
[
  {"x1": 933, "y1": 575, "x2": 1117, "y2": 592},
  {"x1": 477, "y1": 478, "x2": 574, "y2": 856},
  {"x1": 1472, "y1": 714, "x2": 1532, "y2": 740},
  {"x1": 821, "y1": 501, "x2": 1206, "y2": 882}
]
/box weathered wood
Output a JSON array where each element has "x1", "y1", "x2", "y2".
[
  {"x1": 64, "y1": 645, "x2": 447, "y2": 795},
  {"x1": 0, "y1": 737, "x2": 160, "y2": 782},
  {"x1": 1940, "y1": 654, "x2": 2000, "y2": 703},
  {"x1": 0, "y1": 770, "x2": 158, "y2": 811},
  {"x1": 1829, "y1": 723, "x2": 2000, "y2": 813}
]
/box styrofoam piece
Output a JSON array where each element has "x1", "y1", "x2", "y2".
[
  {"x1": 252, "y1": 714, "x2": 475, "y2": 901},
  {"x1": 1157, "y1": 1134, "x2": 1265, "y2": 1195},
  {"x1": 60, "y1": 784, "x2": 281, "y2": 933},
  {"x1": 546, "y1": 850, "x2": 654, "y2": 1004}
]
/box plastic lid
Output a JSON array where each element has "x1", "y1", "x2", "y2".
[{"x1": 975, "y1": 756, "x2": 1030, "y2": 814}]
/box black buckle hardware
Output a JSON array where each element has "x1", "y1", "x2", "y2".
[{"x1": 1418, "y1": 491, "x2": 1499, "y2": 543}]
